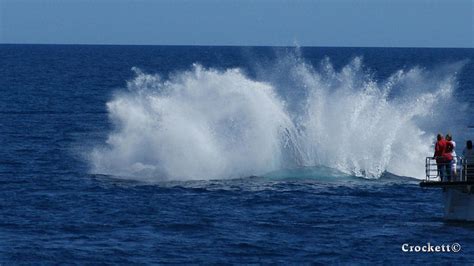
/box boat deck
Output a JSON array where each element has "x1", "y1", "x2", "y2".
[
  {"x1": 420, "y1": 181, "x2": 474, "y2": 188},
  {"x1": 423, "y1": 156, "x2": 474, "y2": 188}
]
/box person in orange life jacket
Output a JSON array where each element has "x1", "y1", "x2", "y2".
[{"x1": 434, "y1": 133, "x2": 448, "y2": 181}]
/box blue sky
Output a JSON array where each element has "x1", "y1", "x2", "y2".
[{"x1": 0, "y1": 0, "x2": 472, "y2": 48}]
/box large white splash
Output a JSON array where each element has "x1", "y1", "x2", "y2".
[
  {"x1": 91, "y1": 65, "x2": 295, "y2": 181},
  {"x1": 90, "y1": 56, "x2": 467, "y2": 181}
]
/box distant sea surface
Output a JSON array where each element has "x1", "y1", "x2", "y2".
[{"x1": 1, "y1": 44, "x2": 474, "y2": 263}]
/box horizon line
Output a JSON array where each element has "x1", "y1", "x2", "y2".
[{"x1": 1, "y1": 42, "x2": 473, "y2": 50}]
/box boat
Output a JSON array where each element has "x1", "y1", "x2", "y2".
[{"x1": 420, "y1": 156, "x2": 474, "y2": 221}]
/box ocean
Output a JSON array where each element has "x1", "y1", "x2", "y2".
[{"x1": 1, "y1": 44, "x2": 473, "y2": 263}]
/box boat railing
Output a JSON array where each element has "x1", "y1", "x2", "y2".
[{"x1": 425, "y1": 156, "x2": 473, "y2": 182}]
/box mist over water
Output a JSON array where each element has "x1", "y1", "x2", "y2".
[{"x1": 90, "y1": 54, "x2": 468, "y2": 181}]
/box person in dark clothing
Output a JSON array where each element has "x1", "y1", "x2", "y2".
[
  {"x1": 434, "y1": 133, "x2": 447, "y2": 181},
  {"x1": 463, "y1": 140, "x2": 474, "y2": 181}
]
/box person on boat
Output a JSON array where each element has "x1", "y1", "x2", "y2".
[
  {"x1": 463, "y1": 140, "x2": 474, "y2": 181},
  {"x1": 434, "y1": 133, "x2": 447, "y2": 180},
  {"x1": 446, "y1": 134, "x2": 457, "y2": 179},
  {"x1": 444, "y1": 137, "x2": 454, "y2": 181}
]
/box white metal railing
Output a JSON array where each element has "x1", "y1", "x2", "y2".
[{"x1": 425, "y1": 156, "x2": 474, "y2": 182}]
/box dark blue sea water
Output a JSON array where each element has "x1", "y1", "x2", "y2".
[{"x1": 1, "y1": 44, "x2": 474, "y2": 263}]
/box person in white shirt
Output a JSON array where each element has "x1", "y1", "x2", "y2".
[{"x1": 446, "y1": 134, "x2": 457, "y2": 179}]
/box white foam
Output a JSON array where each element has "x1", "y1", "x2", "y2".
[{"x1": 90, "y1": 56, "x2": 467, "y2": 181}]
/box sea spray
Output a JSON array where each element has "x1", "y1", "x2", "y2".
[
  {"x1": 91, "y1": 65, "x2": 294, "y2": 181},
  {"x1": 91, "y1": 56, "x2": 467, "y2": 181}
]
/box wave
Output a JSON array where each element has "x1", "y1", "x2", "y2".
[{"x1": 89, "y1": 53, "x2": 468, "y2": 181}]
